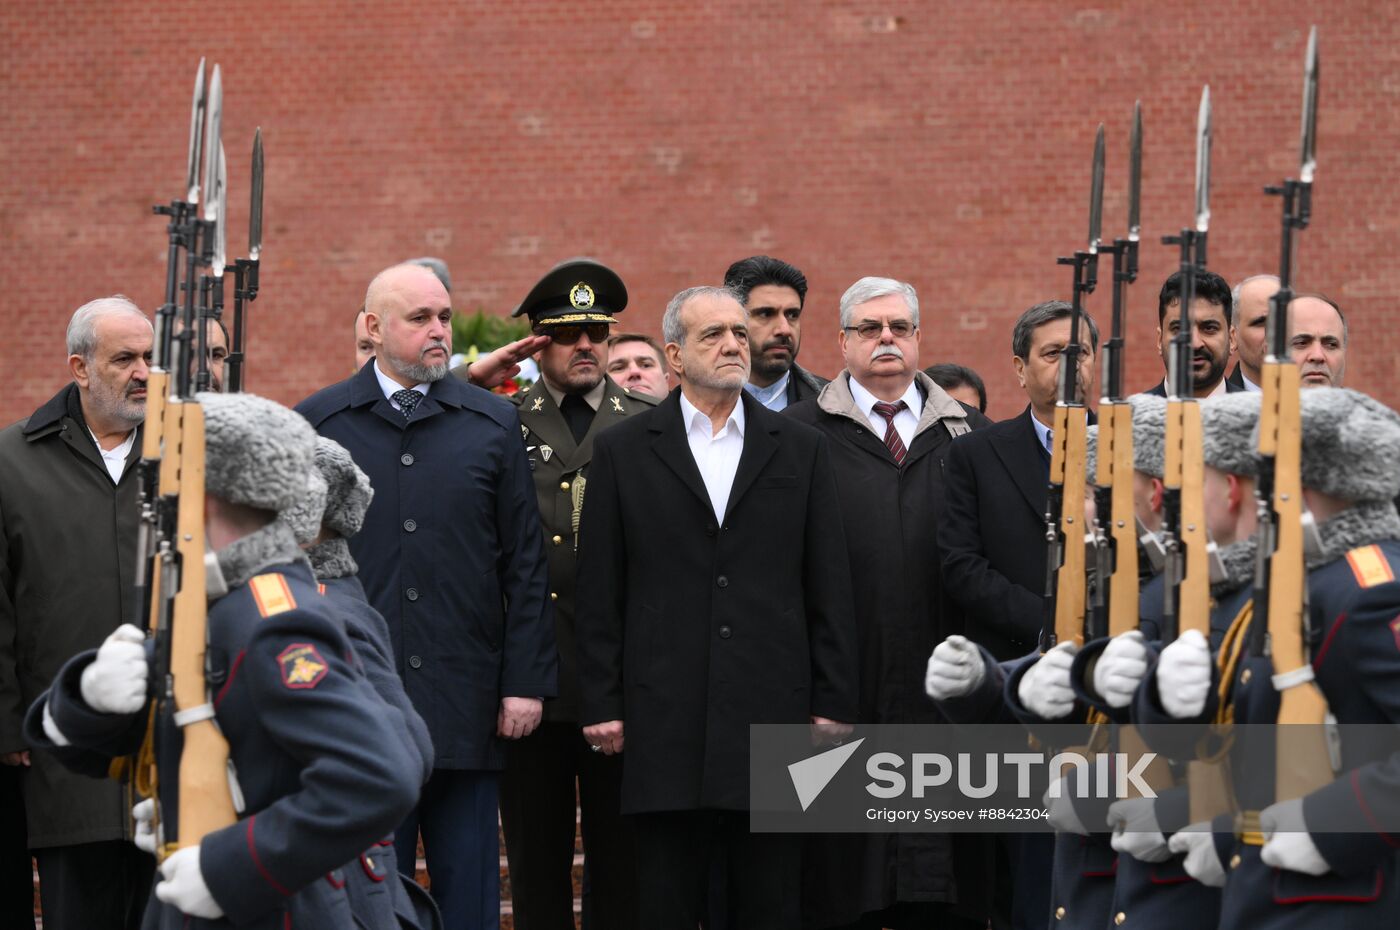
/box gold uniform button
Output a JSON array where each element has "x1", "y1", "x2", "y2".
[
  {"x1": 1230, "y1": 854, "x2": 1241, "y2": 869},
  {"x1": 550, "y1": 592, "x2": 559, "y2": 601},
  {"x1": 552, "y1": 535, "x2": 563, "y2": 545},
  {"x1": 1055, "y1": 906, "x2": 1066, "y2": 920},
  {"x1": 1114, "y1": 913, "x2": 1126, "y2": 926},
  {"x1": 1241, "y1": 668, "x2": 1252, "y2": 684},
  {"x1": 560, "y1": 482, "x2": 570, "y2": 491}
]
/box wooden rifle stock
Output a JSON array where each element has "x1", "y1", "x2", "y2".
[
  {"x1": 1102, "y1": 401, "x2": 1140, "y2": 635},
  {"x1": 1047, "y1": 403, "x2": 1088, "y2": 649}
]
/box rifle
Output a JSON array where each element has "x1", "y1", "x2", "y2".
[
  {"x1": 134, "y1": 61, "x2": 239, "y2": 861},
  {"x1": 1250, "y1": 27, "x2": 1330, "y2": 802},
  {"x1": 1039, "y1": 125, "x2": 1103, "y2": 653},
  {"x1": 1090, "y1": 103, "x2": 1143, "y2": 642},
  {"x1": 225, "y1": 128, "x2": 263, "y2": 393}
]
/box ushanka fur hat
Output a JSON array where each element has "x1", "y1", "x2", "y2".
[
  {"x1": 1296, "y1": 387, "x2": 1400, "y2": 502},
  {"x1": 1128, "y1": 393, "x2": 1167, "y2": 479},
  {"x1": 1200, "y1": 392, "x2": 1261, "y2": 478},
  {"x1": 198, "y1": 392, "x2": 317, "y2": 513}
]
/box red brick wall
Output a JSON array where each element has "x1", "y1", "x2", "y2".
[{"x1": 3, "y1": 2, "x2": 1397, "y2": 425}]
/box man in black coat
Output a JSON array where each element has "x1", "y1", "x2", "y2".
[
  {"x1": 296, "y1": 263, "x2": 555, "y2": 930},
  {"x1": 0, "y1": 296, "x2": 155, "y2": 930},
  {"x1": 1141, "y1": 270, "x2": 1244, "y2": 399},
  {"x1": 937, "y1": 298, "x2": 1098, "y2": 930},
  {"x1": 725, "y1": 255, "x2": 828, "y2": 411},
  {"x1": 786, "y1": 277, "x2": 991, "y2": 930},
  {"x1": 575, "y1": 285, "x2": 858, "y2": 930}
]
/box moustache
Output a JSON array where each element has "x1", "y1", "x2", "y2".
[
  {"x1": 570, "y1": 352, "x2": 599, "y2": 367},
  {"x1": 761, "y1": 337, "x2": 794, "y2": 352},
  {"x1": 420, "y1": 340, "x2": 449, "y2": 359},
  {"x1": 871, "y1": 345, "x2": 905, "y2": 361}
]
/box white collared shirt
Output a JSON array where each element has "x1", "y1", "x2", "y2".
[
  {"x1": 88, "y1": 428, "x2": 136, "y2": 483},
  {"x1": 848, "y1": 376, "x2": 922, "y2": 449},
  {"x1": 1030, "y1": 411, "x2": 1054, "y2": 455},
  {"x1": 1240, "y1": 370, "x2": 1261, "y2": 392},
  {"x1": 679, "y1": 392, "x2": 746, "y2": 520},
  {"x1": 743, "y1": 370, "x2": 791, "y2": 411},
  {"x1": 374, "y1": 360, "x2": 430, "y2": 410}
]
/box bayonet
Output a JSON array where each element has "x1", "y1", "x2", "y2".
[
  {"x1": 1128, "y1": 101, "x2": 1142, "y2": 241},
  {"x1": 185, "y1": 59, "x2": 206, "y2": 205},
  {"x1": 1088, "y1": 124, "x2": 1105, "y2": 252},
  {"x1": 201, "y1": 65, "x2": 223, "y2": 223},
  {"x1": 212, "y1": 145, "x2": 227, "y2": 278},
  {"x1": 248, "y1": 128, "x2": 263, "y2": 261},
  {"x1": 1300, "y1": 26, "x2": 1318, "y2": 184},
  {"x1": 1198, "y1": 86, "x2": 1209, "y2": 232}
]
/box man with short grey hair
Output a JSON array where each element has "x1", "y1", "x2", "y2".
[
  {"x1": 577, "y1": 285, "x2": 858, "y2": 929},
  {"x1": 0, "y1": 296, "x2": 155, "y2": 929},
  {"x1": 1228, "y1": 274, "x2": 1280, "y2": 391},
  {"x1": 787, "y1": 276, "x2": 993, "y2": 928}
]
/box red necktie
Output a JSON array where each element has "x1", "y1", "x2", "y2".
[{"x1": 872, "y1": 401, "x2": 908, "y2": 465}]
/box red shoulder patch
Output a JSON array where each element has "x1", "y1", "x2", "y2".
[{"x1": 277, "y1": 643, "x2": 328, "y2": 690}]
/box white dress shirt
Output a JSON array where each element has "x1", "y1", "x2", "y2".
[
  {"x1": 679, "y1": 392, "x2": 746, "y2": 520},
  {"x1": 743, "y1": 370, "x2": 791, "y2": 411},
  {"x1": 848, "y1": 376, "x2": 922, "y2": 449},
  {"x1": 1031, "y1": 411, "x2": 1054, "y2": 455},
  {"x1": 88, "y1": 428, "x2": 136, "y2": 483},
  {"x1": 374, "y1": 360, "x2": 430, "y2": 410}
]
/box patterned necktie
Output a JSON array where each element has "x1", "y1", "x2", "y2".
[
  {"x1": 872, "y1": 400, "x2": 908, "y2": 465},
  {"x1": 392, "y1": 389, "x2": 422, "y2": 420}
]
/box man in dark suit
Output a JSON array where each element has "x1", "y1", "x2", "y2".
[
  {"x1": 937, "y1": 298, "x2": 1097, "y2": 930},
  {"x1": 1142, "y1": 270, "x2": 1243, "y2": 399},
  {"x1": 497, "y1": 259, "x2": 657, "y2": 930},
  {"x1": 575, "y1": 285, "x2": 858, "y2": 930},
  {"x1": 724, "y1": 255, "x2": 828, "y2": 410},
  {"x1": 297, "y1": 263, "x2": 556, "y2": 930}
]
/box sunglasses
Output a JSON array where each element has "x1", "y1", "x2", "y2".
[{"x1": 542, "y1": 323, "x2": 611, "y2": 345}]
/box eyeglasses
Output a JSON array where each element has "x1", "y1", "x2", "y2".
[
  {"x1": 542, "y1": 323, "x2": 611, "y2": 345},
  {"x1": 843, "y1": 319, "x2": 915, "y2": 340}
]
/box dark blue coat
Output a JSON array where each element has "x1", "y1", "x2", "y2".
[
  {"x1": 25, "y1": 560, "x2": 418, "y2": 929},
  {"x1": 296, "y1": 363, "x2": 556, "y2": 770}
]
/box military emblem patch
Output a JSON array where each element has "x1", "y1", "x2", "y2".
[
  {"x1": 531, "y1": 396, "x2": 545, "y2": 412},
  {"x1": 278, "y1": 644, "x2": 328, "y2": 690},
  {"x1": 250, "y1": 573, "x2": 296, "y2": 618},
  {"x1": 1346, "y1": 545, "x2": 1395, "y2": 589},
  {"x1": 540, "y1": 445, "x2": 553, "y2": 462},
  {"x1": 610, "y1": 395, "x2": 624, "y2": 413},
  {"x1": 569, "y1": 282, "x2": 595, "y2": 310}
]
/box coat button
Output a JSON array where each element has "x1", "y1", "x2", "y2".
[
  {"x1": 400, "y1": 453, "x2": 415, "y2": 466},
  {"x1": 1114, "y1": 914, "x2": 1126, "y2": 926},
  {"x1": 408, "y1": 655, "x2": 422, "y2": 669},
  {"x1": 403, "y1": 519, "x2": 417, "y2": 532},
  {"x1": 560, "y1": 481, "x2": 570, "y2": 491},
  {"x1": 719, "y1": 625, "x2": 732, "y2": 639},
  {"x1": 552, "y1": 535, "x2": 563, "y2": 546},
  {"x1": 1229, "y1": 853, "x2": 1241, "y2": 869},
  {"x1": 705, "y1": 523, "x2": 717, "y2": 536},
  {"x1": 1054, "y1": 906, "x2": 1065, "y2": 920},
  {"x1": 717, "y1": 575, "x2": 729, "y2": 588},
  {"x1": 1240, "y1": 668, "x2": 1252, "y2": 684},
  {"x1": 406, "y1": 588, "x2": 419, "y2": 602},
  {"x1": 550, "y1": 592, "x2": 559, "y2": 601}
]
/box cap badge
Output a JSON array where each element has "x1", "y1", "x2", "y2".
[{"x1": 569, "y1": 282, "x2": 596, "y2": 310}]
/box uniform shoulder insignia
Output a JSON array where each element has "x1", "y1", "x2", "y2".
[
  {"x1": 277, "y1": 643, "x2": 328, "y2": 689},
  {"x1": 1345, "y1": 545, "x2": 1395, "y2": 590},
  {"x1": 249, "y1": 573, "x2": 297, "y2": 617},
  {"x1": 317, "y1": 583, "x2": 326, "y2": 595},
  {"x1": 610, "y1": 395, "x2": 624, "y2": 413}
]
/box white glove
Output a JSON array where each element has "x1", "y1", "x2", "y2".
[
  {"x1": 1043, "y1": 776, "x2": 1087, "y2": 835},
  {"x1": 925, "y1": 635, "x2": 987, "y2": 701},
  {"x1": 1260, "y1": 798, "x2": 1330, "y2": 875},
  {"x1": 1093, "y1": 631, "x2": 1150, "y2": 709},
  {"x1": 1017, "y1": 641, "x2": 1079, "y2": 719},
  {"x1": 1167, "y1": 824, "x2": 1227, "y2": 887},
  {"x1": 1107, "y1": 797, "x2": 1171, "y2": 862},
  {"x1": 1155, "y1": 629, "x2": 1212, "y2": 719},
  {"x1": 132, "y1": 798, "x2": 160, "y2": 856},
  {"x1": 79, "y1": 624, "x2": 149, "y2": 714},
  {"x1": 155, "y1": 846, "x2": 223, "y2": 918}
]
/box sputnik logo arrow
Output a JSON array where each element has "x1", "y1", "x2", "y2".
[{"x1": 788, "y1": 738, "x2": 865, "y2": 811}]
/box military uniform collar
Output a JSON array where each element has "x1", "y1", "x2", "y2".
[{"x1": 542, "y1": 377, "x2": 607, "y2": 412}]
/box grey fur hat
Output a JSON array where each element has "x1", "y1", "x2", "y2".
[
  {"x1": 1085, "y1": 424, "x2": 1100, "y2": 481},
  {"x1": 1201, "y1": 392, "x2": 1261, "y2": 477},
  {"x1": 282, "y1": 472, "x2": 329, "y2": 546},
  {"x1": 198, "y1": 392, "x2": 317, "y2": 512},
  {"x1": 313, "y1": 437, "x2": 375, "y2": 539},
  {"x1": 1297, "y1": 388, "x2": 1400, "y2": 502},
  {"x1": 1129, "y1": 393, "x2": 1167, "y2": 478}
]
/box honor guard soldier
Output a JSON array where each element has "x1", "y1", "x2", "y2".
[
  {"x1": 499, "y1": 259, "x2": 656, "y2": 930},
  {"x1": 1138, "y1": 387, "x2": 1400, "y2": 925},
  {"x1": 23, "y1": 392, "x2": 420, "y2": 928},
  {"x1": 283, "y1": 436, "x2": 440, "y2": 930}
]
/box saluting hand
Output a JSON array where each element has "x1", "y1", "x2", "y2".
[
  {"x1": 467, "y1": 335, "x2": 552, "y2": 388},
  {"x1": 497, "y1": 697, "x2": 542, "y2": 740}
]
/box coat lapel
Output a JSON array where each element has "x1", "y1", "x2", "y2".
[
  {"x1": 650, "y1": 391, "x2": 716, "y2": 516},
  {"x1": 723, "y1": 392, "x2": 779, "y2": 521},
  {"x1": 567, "y1": 377, "x2": 634, "y2": 471},
  {"x1": 990, "y1": 406, "x2": 1050, "y2": 520},
  {"x1": 517, "y1": 380, "x2": 576, "y2": 466}
]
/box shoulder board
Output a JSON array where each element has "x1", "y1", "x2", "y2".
[
  {"x1": 1345, "y1": 545, "x2": 1396, "y2": 590},
  {"x1": 317, "y1": 583, "x2": 326, "y2": 595},
  {"x1": 249, "y1": 573, "x2": 298, "y2": 617}
]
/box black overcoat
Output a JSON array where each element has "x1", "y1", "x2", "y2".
[
  {"x1": 296, "y1": 362, "x2": 556, "y2": 770},
  {"x1": 574, "y1": 390, "x2": 858, "y2": 812}
]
